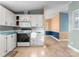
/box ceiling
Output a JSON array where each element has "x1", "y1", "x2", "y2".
[{"x1": 0, "y1": 1, "x2": 69, "y2": 13}]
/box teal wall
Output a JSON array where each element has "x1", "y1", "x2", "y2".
[
  {"x1": 60, "y1": 12, "x2": 68, "y2": 32},
  {"x1": 69, "y1": 1, "x2": 79, "y2": 50}
]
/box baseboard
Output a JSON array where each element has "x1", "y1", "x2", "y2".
[
  {"x1": 17, "y1": 42, "x2": 30, "y2": 46},
  {"x1": 60, "y1": 32, "x2": 68, "y2": 39},
  {"x1": 47, "y1": 35, "x2": 60, "y2": 41},
  {"x1": 68, "y1": 45, "x2": 79, "y2": 53}
]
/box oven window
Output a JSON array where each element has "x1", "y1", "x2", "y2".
[{"x1": 17, "y1": 34, "x2": 30, "y2": 42}]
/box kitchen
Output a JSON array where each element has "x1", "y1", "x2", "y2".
[
  {"x1": 0, "y1": 2, "x2": 44, "y2": 57},
  {"x1": 0, "y1": 1, "x2": 79, "y2": 57}
]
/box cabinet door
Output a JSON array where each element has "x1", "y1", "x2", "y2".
[
  {"x1": 0, "y1": 35, "x2": 6, "y2": 57},
  {"x1": 10, "y1": 13, "x2": 15, "y2": 26},
  {"x1": 44, "y1": 8, "x2": 53, "y2": 19},
  {"x1": 0, "y1": 6, "x2": 5, "y2": 25},
  {"x1": 19, "y1": 15, "x2": 25, "y2": 21},
  {"x1": 36, "y1": 15, "x2": 43, "y2": 27},
  {"x1": 12, "y1": 14, "x2": 16, "y2": 26},
  {"x1": 27, "y1": 15, "x2": 31, "y2": 21},
  {"x1": 30, "y1": 15, "x2": 37, "y2": 27},
  {"x1": 7, "y1": 35, "x2": 13, "y2": 52},
  {"x1": 8, "y1": 11, "x2": 15, "y2": 26},
  {"x1": 19, "y1": 21, "x2": 31, "y2": 27},
  {"x1": 7, "y1": 34, "x2": 16, "y2": 53},
  {"x1": 36, "y1": 36, "x2": 44, "y2": 46},
  {"x1": 4, "y1": 9, "x2": 10, "y2": 26},
  {"x1": 9, "y1": 12, "x2": 12, "y2": 26},
  {"x1": 36, "y1": 32, "x2": 44, "y2": 46},
  {"x1": 19, "y1": 15, "x2": 30, "y2": 21},
  {"x1": 0, "y1": 5, "x2": 16, "y2": 26},
  {"x1": 12, "y1": 34, "x2": 16, "y2": 49}
]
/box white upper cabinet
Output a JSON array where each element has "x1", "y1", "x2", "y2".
[
  {"x1": 19, "y1": 15, "x2": 26, "y2": 21},
  {"x1": 19, "y1": 15, "x2": 30, "y2": 21},
  {"x1": 5, "y1": 9, "x2": 16, "y2": 26},
  {"x1": 0, "y1": 6, "x2": 5, "y2": 25},
  {"x1": 16, "y1": 14, "x2": 43, "y2": 27},
  {"x1": 35, "y1": 15, "x2": 43, "y2": 27},
  {"x1": 10, "y1": 12, "x2": 16, "y2": 26},
  {"x1": 44, "y1": 8, "x2": 53, "y2": 19},
  {"x1": 30, "y1": 15, "x2": 37, "y2": 27},
  {"x1": 19, "y1": 21, "x2": 31, "y2": 27},
  {"x1": 0, "y1": 5, "x2": 16, "y2": 26},
  {"x1": 29, "y1": 15, "x2": 43, "y2": 27}
]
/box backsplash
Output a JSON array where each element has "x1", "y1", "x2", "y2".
[{"x1": 0, "y1": 26, "x2": 14, "y2": 31}]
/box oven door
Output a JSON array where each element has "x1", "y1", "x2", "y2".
[{"x1": 17, "y1": 33, "x2": 30, "y2": 42}]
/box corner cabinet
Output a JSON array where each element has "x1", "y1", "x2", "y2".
[{"x1": 0, "y1": 5, "x2": 16, "y2": 26}]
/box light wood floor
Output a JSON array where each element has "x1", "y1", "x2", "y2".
[{"x1": 6, "y1": 36, "x2": 79, "y2": 57}]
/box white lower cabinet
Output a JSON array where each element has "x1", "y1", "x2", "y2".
[
  {"x1": 0, "y1": 35, "x2": 6, "y2": 57},
  {"x1": 31, "y1": 32, "x2": 44, "y2": 46},
  {"x1": 0, "y1": 33, "x2": 17, "y2": 57},
  {"x1": 12, "y1": 34, "x2": 17, "y2": 49},
  {"x1": 7, "y1": 35, "x2": 13, "y2": 52},
  {"x1": 31, "y1": 36, "x2": 44, "y2": 46},
  {"x1": 7, "y1": 34, "x2": 16, "y2": 53}
]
